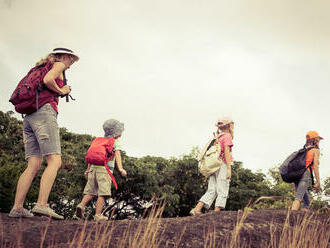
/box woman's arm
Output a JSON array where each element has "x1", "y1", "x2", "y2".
[
  {"x1": 224, "y1": 145, "x2": 232, "y2": 179},
  {"x1": 313, "y1": 149, "x2": 321, "y2": 190},
  {"x1": 43, "y1": 62, "x2": 71, "y2": 95}
]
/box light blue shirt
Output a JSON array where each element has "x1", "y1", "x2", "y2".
[{"x1": 107, "y1": 139, "x2": 121, "y2": 171}]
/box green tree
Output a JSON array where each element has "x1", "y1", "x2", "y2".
[
  {"x1": 256, "y1": 166, "x2": 330, "y2": 210},
  {"x1": 164, "y1": 154, "x2": 205, "y2": 216},
  {"x1": 5, "y1": 110, "x2": 320, "y2": 219},
  {"x1": 227, "y1": 162, "x2": 273, "y2": 210},
  {"x1": 0, "y1": 111, "x2": 28, "y2": 212},
  {"x1": 323, "y1": 176, "x2": 330, "y2": 197}
]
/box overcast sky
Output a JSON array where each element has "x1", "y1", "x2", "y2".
[{"x1": 1, "y1": 0, "x2": 329, "y2": 181}]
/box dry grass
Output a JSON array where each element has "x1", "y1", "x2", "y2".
[
  {"x1": 2, "y1": 206, "x2": 330, "y2": 248},
  {"x1": 63, "y1": 203, "x2": 168, "y2": 248},
  {"x1": 268, "y1": 211, "x2": 330, "y2": 248},
  {"x1": 229, "y1": 209, "x2": 251, "y2": 248}
]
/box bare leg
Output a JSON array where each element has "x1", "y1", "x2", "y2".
[
  {"x1": 95, "y1": 196, "x2": 105, "y2": 215},
  {"x1": 190, "y1": 201, "x2": 204, "y2": 216},
  {"x1": 37, "y1": 154, "x2": 62, "y2": 206},
  {"x1": 291, "y1": 200, "x2": 301, "y2": 210},
  {"x1": 214, "y1": 206, "x2": 221, "y2": 212},
  {"x1": 80, "y1": 194, "x2": 94, "y2": 207},
  {"x1": 13, "y1": 156, "x2": 42, "y2": 209},
  {"x1": 75, "y1": 195, "x2": 94, "y2": 218}
]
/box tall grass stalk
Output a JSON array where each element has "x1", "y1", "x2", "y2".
[
  {"x1": 203, "y1": 224, "x2": 216, "y2": 248},
  {"x1": 40, "y1": 217, "x2": 51, "y2": 248},
  {"x1": 121, "y1": 202, "x2": 166, "y2": 248},
  {"x1": 65, "y1": 202, "x2": 167, "y2": 248},
  {"x1": 229, "y1": 209, "x2": 250, "y2": 248}
]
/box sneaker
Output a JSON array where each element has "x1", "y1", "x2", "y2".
[
  {"x1": 94, "y1": 214, "x2": 108, "y2": 221},
  {"x1": 8, "y1": 208, "x2": 34, "y2": 218},
  {"x1": 75, "y1": 203, "x2": 85, "y2": 219},
  {"x1": 31, "y1": 205, "x2": 64, "y2": 220}
]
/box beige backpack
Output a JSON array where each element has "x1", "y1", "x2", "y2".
[{"x1": 198, "y1": 134, "x2": 223, "y2": 177}]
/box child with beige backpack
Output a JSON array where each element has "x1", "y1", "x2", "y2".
[{"x1": 190, "y1": 117, "x2": 234, "y2": 215}]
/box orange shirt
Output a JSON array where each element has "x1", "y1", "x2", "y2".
[{"x1": 305, "y1": 149, "x2": 315, "y2": 171}]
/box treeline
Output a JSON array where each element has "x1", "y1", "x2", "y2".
[{"x1": 0, "y1": 110, "x2": 329, "y2": 219}]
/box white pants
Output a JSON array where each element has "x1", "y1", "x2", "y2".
[{"x1": 199, "y1": 163, "x2": 230, "y2": 209}]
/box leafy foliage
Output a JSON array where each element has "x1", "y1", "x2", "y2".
[
  {"x1": 227, "y1": 162, "x2": 274, "y2": 210},
  {"x1": 1, "y1": 110, "x2": 329, "y2": 219}
]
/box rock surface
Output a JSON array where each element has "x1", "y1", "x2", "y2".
[{"x1": 1, "y1": 210, "x2": 329, "y2": 247}]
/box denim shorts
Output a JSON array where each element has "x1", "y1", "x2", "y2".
[
  {"x1": 23, "y1": 103, "x2": 61, "y2": 159},
  {"x1": 83, "y1": 166, "x2": 113, "y2": 196},
  {"x1": 294, "y1": 170, "x2": 311, "y2": 201}
]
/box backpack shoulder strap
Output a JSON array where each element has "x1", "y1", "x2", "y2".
[
  {"x1": 302, "y1": 145, "x2": 318, "y2": 186},
  {"x1": 61, "y1": 70, "x2": 76, "y2": 102},
  {"x1": 104, "y1": 162, "x2": 118, "y2": 189},
  {"x1": 199, "y1": 133, "x2": 224, "y2": 161},
  {"x1": 62, "y1": 70, "x2": 69, "y2": 102},
  {"x1": 104, "y1": 137, "x2": 118, "y2": 190},
  {"x1": 35, "y1": 61, "x2": 55, "y2": 112},
  {"x1": 105, "y1": 137, "x2": 116, "y2": 159},
  {"x1": 303, "y1": 144, "x2": 318, "y2": 151}
]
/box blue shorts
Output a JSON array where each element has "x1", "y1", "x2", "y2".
[{"x1": 23, "y1": 104, "x2": 61, "y2": 159}]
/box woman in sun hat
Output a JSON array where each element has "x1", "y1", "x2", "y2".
[
  {"x1": 291, "y1": 131, "x2": 323, "y2": 211},
  {"x1": 190, "y1": 116, "x2": 234, "y2": 216},
  {"x1": 9, "y1": 48, "x2": 79, "y2": 219}
]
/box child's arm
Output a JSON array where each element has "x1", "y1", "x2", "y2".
[
  {"x1": 84, "y1": 164, "x2": 91, "y2": 179},
  {"x1": 115, "y1": 150, "x2": 127, "y2": 177},
  {"x1": 224, "y1": 145, "x2": 232, "y2": 179}
]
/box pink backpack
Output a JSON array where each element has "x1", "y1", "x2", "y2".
[
  {"x1": 9, "y1": 62, "x2": 60, "y2": 114},
  {"x1": 85, "y1": 137, "x2": 118, "y2": 189}
]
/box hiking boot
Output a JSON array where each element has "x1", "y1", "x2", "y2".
[
  {"x1": 8, "y1": 208, "x2": 34, "y2": 218},
  {"x1": 75, "y1": 203, "x2": 85, "y2": 219},
  {"x1": 94, "y1": 214, "x2": 108, "y2": 221},
  {"x1": 31, "y1": 205, "x2": 64, "y2": 220}
]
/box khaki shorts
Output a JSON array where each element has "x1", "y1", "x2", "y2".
[
  {"x1": 23, "y1": 103, "x2": 61, "y2": 159},
  {"x1": 83, "y1": 166, "x2": 112, "y2": 196}
]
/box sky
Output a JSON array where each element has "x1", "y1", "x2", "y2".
[{"x1": 1, "y1": 0, "x2": 330, "y2": 182}]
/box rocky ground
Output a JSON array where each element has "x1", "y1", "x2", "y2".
[{"x1": 1, "y1": 210, "x2": 329, "y2": 248}]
